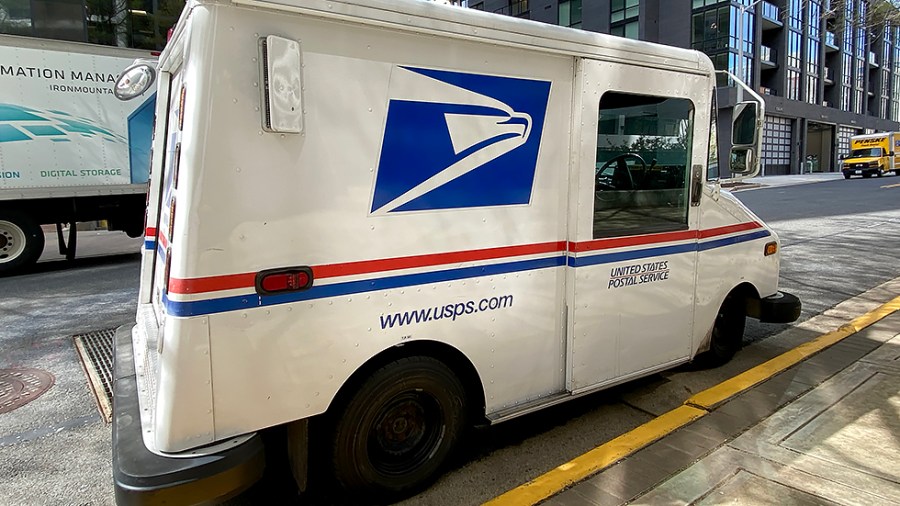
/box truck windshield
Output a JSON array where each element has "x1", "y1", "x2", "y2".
[{"x1": 849, "y1": 148, "x2": 883, "y2": 158}]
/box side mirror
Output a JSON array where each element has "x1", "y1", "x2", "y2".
[
  {"x1": 730, "y1": 148, "x2": 754, "y2": 176},
  {"x1": 715, "y1": 70, "x2": 764, "y2": 180},
  {"x1": 730, "y1": 100, "x2": 762, "y2": 177},
  {"x1": 115, "y1": 59, "x2": 157, "y2": 101},
  {"x1": 732, "y1": 101, "x2": 759, "y2": 146}
]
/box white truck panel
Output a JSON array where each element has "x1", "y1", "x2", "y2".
[{"x1": 0, "y1": 35, "x2": 156, "y2": 194}]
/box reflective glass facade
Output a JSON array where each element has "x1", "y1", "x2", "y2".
[
  {"x1": 0, "y1": 0, "x2": 183, "y2": 50},
  {"x1": 610, "y1": 0, "x2": 639, "y2": 39},
  {"x1": 482, "y1": 0, "x2": 900, "y2": 174}
]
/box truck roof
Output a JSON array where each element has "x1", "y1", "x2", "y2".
[
  {"x1": 167, "y1": 0, "x2": 711, "y2": 75},
  {"x1": 851, "y1": 132, "x2": 893, "y2": 139}
]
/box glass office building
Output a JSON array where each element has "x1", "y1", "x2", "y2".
[
  {"x1": 0, "y1": 0, "x2": 182, "y2": 50},
  {"x1": 470, "y1": 0, "x2": 900, "y2": 175}
]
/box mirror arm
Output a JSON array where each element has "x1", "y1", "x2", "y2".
[{"x1": 716, "y1": 70, "x2": 765, "y2": 181}]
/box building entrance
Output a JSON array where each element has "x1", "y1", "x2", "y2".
[{"x1": 806, "y1": 121, "x2": 835, "y2": 172}]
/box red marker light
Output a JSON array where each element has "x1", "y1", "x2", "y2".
[{"x1": 257, "y1": 268, "x2": 313, "y2": 295}]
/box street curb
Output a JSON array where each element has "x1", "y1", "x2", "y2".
[{"x1": 483, "y1": 295, "x2": 900, "y2": 506}]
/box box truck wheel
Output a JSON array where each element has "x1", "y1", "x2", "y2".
[
  {"x1": 697, "y1": 293, "x2": 746, "y2": 367},
  {"x1": 329, "y1": 356, "x2": 467, "y2": 499},
  {"x1": 0, "y1": 212, "x2": 45, "y2": 276}
]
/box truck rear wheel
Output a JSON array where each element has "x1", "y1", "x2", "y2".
[
  {"x1": 0, "y1": 211, "x2": 45, "y2": 276},
  {"x1": 329, "y1": 356, "x2": 467, "y2": 499}
]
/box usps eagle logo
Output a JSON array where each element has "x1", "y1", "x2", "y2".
[{"x1": 370, "y1": 66, "x2": 551, "y2": 214}]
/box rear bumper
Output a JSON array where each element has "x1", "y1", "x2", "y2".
[
  {"x1": 112, "y1": 325, "x2": 265, "y2": 505},
  {"x1": 757, "y1": 291, "x2": 802, "y2": 324}
]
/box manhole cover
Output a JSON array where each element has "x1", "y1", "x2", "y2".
[{"x1": 0, "y1": 368, "x2": 55, "y2": 414}]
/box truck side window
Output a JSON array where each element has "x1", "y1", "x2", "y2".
[{"x1": 593, "y1": 92, "x2": 694, "y2": 239}]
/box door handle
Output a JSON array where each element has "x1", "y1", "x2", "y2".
[{"x1": 691, "y1": 164, "x2": 703, "y2": 207}]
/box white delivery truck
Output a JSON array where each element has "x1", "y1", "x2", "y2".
[
  {"x1": 111, "y1": 0, "x2": 802, "y2": 503},
  {"x1": 0, "y1": 34, "x2": 156, "y2": 275}
]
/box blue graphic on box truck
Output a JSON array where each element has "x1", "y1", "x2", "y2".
[{"x1": 128, "y1": 94, "x2": 156, "y2": 184}]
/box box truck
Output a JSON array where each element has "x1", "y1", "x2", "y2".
[
  {"x1": 111, "y1": 0, "x2": 801, "y2": 503},
  {"x1": 0, "y1": 34, "x2": 156, "y2": 275},
  {"x1": 842, "y1": 132, "x2": 900, "y2": 178}
]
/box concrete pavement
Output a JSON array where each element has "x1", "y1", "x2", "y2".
[
  {"x1": 724, "y1": 171, "x2": 847, "y2": 192},
  {"x1": 493, "y1": 292, "x2": 900, "y2": 506}
]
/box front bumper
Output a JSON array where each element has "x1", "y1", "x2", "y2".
[
  {"x1": 757, "y1": 291, "x2": 802, "y2": 324},
  {"x1": 112, "y1": 325, "x2": 265, "y2": 505},
  {"x1": 843, "y1": 167, "x2": 879, "y2": 177}
]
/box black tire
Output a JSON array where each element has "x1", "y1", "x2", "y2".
[
  {"x1": 697, "y1": 293, "x2": 746, "y2": 367},
  {"x1": 0, "y1": 211, "x2": 45, "y2": 276},
  {"x1": 329, "y1": 356, "x2": 467, "y2": 500},
  {"x1": 843, "y1": 173, "x2": 851, "y2": 179}
]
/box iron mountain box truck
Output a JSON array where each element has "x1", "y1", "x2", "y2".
[{"x1": 0, "y1": 34, "x2": 156, "y2": 275}]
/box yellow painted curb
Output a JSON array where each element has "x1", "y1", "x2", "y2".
[
  {"x1": 687, "y1": 295, "x2": 900, "y2": 409},
  {"x1": 483, "y1": 405, "x2": 706, "y2": 506},
  {"x1": 484, "y1": 295, "x2": 900, "y2": 506}
]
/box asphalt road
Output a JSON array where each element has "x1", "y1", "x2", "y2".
[
  {"x1": 0, "y1": 176, "x2": 898, "y2": 505},
  {"x1": 0, "y1": 232, "x2": 141, "y2": 506}
]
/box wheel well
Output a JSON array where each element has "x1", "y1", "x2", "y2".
[
  {"x1": 327, "y1": 341, "x2": 487, "y2": 424},
  {"x1": 730, "y1": 282, "x2": 763, "y2": 319}
]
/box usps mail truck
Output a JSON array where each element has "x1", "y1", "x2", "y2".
[
  {"x1": 111, "y1": 0, "x2": 802, "y2": 503},
  {"x1": 0, "y1": 34, "x2": 156, "y2": 275}
]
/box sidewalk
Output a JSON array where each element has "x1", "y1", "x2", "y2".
[
  {"x1": 723, "y1": 172, "x2": 845, "y2": 192},
  {"x1": 543, "y1": 306, "x2": 900, "y2": 505}
]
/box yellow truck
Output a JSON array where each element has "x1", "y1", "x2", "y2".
[{"x1": 841, "y1": 132, "x2": 900, "y2": 179}]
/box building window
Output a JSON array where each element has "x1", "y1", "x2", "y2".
[
  {"x1": 787, "y1": 31, "x2": 802, "y2": 69},
  {"x1": 692, "y1": 0, "x2": 725, "y2": 7},
  {"x1": 787, "y1": 69, "x2": 801, "y2": 100},
  {"x1": 559, "y1": 0, "x2": 582, "y2": 28},
  {"x1": 788, "y1": 0, "x2": 803, "y2": 30},
  {"x1": 806, "y1": 1, "x2": 821, "y2": 104},
  {"x1": 0, "y1": 0, "x2": 183, "y2": 50},
  {"x1": 611, "y1": 0, "x2": 639, "y2": 23},
  {"x1": 730, "y1": 4, "x2": 754, "y2": 57},
  {"x1": 494, "y1": 0, "x2": 529, "y2": 18},
  {"x1": 611, "y1": 21, "x2": 639, "y2": 39},
  {"x1": 692, "y1": 6, "x2": 730, "y2": 51},
  {"x1": 611, "y1": 0, "x2": 640, "y2": 39},
  {"x1": 893, "y1": 38, "x2": 900, "y2": 121},
  {"x1": 854, "y1": 57, "x2": 865, "y2": 113}
]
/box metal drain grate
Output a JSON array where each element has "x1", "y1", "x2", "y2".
[{"x1": 73, "y1": 328, "x2": 115, "y2": 423}]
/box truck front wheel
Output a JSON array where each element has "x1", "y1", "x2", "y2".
[
  {"x1": 329, "y1": 356, "x2": 467, "y2": 500},
  {"x1": 0, "y1": 211, "x2": 45, "y2": 276},
  {"x1": 697, "y1": 293, "x2": 746, "y2": 367}
]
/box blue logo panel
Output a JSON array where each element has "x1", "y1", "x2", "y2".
[{"x1": 371, "y1": 67, "x2": 551, "y2": 214}]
